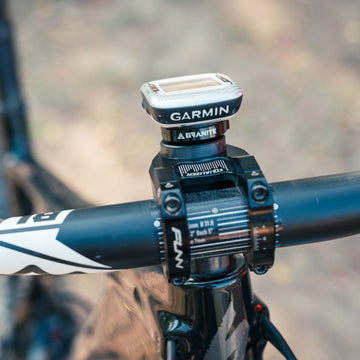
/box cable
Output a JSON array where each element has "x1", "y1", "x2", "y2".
[{"x1": 261, "y1": 315, "x2": 297, "y2": 360}]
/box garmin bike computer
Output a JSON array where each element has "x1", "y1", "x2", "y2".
[{"x1": 141, "y1": 73, "x2": 243, "y2": 128}]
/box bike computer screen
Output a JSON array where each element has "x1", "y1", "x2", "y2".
[{"x1": 141, "y1": 73, "x2": 243, "y2": 128}]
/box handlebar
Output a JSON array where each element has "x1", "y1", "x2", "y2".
[
  {"x1": 0, "y1": 200, "x2": 161, "y2": 275},
  {"x1": 272, "y1": 171, "x2": 360, "y2": 247},
  {"x1": 0, "y1": 172, "x2": 359, "y2": 276}
]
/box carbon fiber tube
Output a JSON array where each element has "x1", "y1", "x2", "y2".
[
  {"x1": 271, "y1": 171, "x2": 360, "y2": 247},
  {"x1": 0, "y1": 200, "x2": 161, "y2": 275}
]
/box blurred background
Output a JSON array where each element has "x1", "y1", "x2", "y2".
[{"x1": 7, "y1": 0, "x2": 360, "y2": 358}]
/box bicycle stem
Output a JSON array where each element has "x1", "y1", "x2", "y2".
[{"x1": 150, "y1": 121, "x2": 275, "y2": 284}]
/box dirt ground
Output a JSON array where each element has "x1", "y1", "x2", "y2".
[{"x1": 5, "y1": 0, "x2": 360, "y2": 359}]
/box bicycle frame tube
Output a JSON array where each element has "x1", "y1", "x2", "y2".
[
  {"x1": 0, "y1": 0, "x2": 31, "y2": 162},
  {"x1": 70, "y1": 257, "x2": 268, "y2": 359}
]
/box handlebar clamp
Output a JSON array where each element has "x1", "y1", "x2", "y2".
[
  {"x1": 151, "y1": 165, "x2": 191, "y2": 285},
  {"x1": 230, "y1": 154, "x2": 276, "y2": 273},
  {"x1": 151, "y1": 146, "x2": 276, "y2": 283}
]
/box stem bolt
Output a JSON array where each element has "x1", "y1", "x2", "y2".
[
  {"x1": 254, "y1": 265, "x2": 270, "y2": 275},
  {"x1": 164, "y1": 193, "x2": 182, "y2": 215},
  {"x1": 251, "y1": 181, "x2": 269, "y2": 203}
]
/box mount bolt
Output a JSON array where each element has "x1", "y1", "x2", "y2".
[
  {"x1": 164, "y1": 194, "x2": 182, "y2": 215},
  {"x1": 254, "y1": 265, "x2": 270, "y2": 275},
  {"x1": 251, "y1": 182, "x2": 269, "y2": 203}
]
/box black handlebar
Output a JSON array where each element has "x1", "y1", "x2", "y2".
[
  {"x1": 56, "y1": 200, "x2": 161, "y2": 270},
  {"x1": 273, "y1": 171, "x2": 360, "y2": 247},
  {"x1": 0, "y1": 172, "x2": 359, "y2": 276},
  {"x1": 0, "y1": 201, "x2": 161, "y2": 275}
]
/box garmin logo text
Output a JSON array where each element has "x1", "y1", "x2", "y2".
[
  {"x1": 170, "y1": 105, "x2": 230, "y2": 121},
  {"x1": 171, "y1": 226, "x2": 184, "y2": 269}
]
